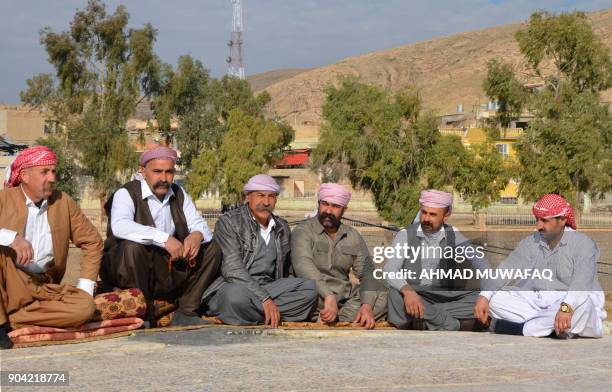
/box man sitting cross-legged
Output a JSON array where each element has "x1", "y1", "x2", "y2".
[
  {"x1": 474, "y1": 194, "x2": 607, "y2": 338},
  {"x1": 0, "y1": 146, "x2": 103, "y2": 349},
  {"x1": 202, "y1": 174, "x2": 317, "y2": 327},
  {"x1": 101, "y1": 146, "x2": 221, "y2": 327},
  {"x1": 291, "y1": 183, "x2": 387, "y2": 329},
  {"x1": 384, "y1": 189, "x2": 488, "y2": 331}
]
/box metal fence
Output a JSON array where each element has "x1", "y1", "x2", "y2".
[
  {"x1": 85, "y1": 207, "x2": 612, "y2": 239},
  {"x1": 81, "y1": 209, "x2": 612, "y2": 277},
  {"x1": 485, "y1": 210, "x2": 612, "y2": 227}
]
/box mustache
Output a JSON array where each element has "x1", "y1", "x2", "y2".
[
  {"x1": 154, "y1": 181, "x2": 170, "y2": 189},
  {"x1": 255, "y1": 204, "x2": 273, "y2": 213},
  {"x1": 319, "y1": 213, "x2": 340, "y2": 226}
]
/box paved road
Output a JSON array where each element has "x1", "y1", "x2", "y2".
[{"x1": 2, "y1": 327, "x2": 611, "y2": 391}]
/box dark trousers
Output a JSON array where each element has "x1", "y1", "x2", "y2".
[{"x1": 101, "y1": 239, "x2": 222, "y2": 316}]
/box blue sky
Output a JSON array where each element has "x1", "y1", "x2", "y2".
[{"x1": 1, "y1": 0, "x2": 611, "y2": 103}]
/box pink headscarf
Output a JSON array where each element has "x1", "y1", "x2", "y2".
[
  {"x1": 140, "y1": 146, "x2": 177, "y2": 167},
  {"x1": 318, "y1": 183, "x2": 351, "y2": 207},
  {"x1": 532, "y1": 194, "x2": 576, "y2": 230},
  {"x1": 4, "y1": 146, "x2": 58, "y2": 188},
  {"x1": 419, "y1": 189, "x2": 453, "y2": 212},
  {"x1": 244, "y1": 174, "x2": 280, "y2": 194}
]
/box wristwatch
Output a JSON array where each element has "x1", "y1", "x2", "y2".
[{"x1": 559, "y1": 302, "x2": 573, "y2": 313}]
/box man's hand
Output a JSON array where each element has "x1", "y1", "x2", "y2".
[
  {"x1": 554, "y1": 310, "x2": 572, "y2": 335},
  {"x1": 164, "y1": 236, "x2": 184, "y2": 262},
  {"x1": 320, "y1": 295, "x2": 339, "y2": 323},
  {"x1": 401, "y1": 286, "x2": 425, "y2": 319},
  {"x1": 182, "y1": 231, "x2": 203, "y2": 260},
  {"x1": 474, "y1": 296, "x2": 490, "y2": 325},
  {"x1": 353, "y1": 304, "x2": 376, "y2": 329},
  {"x1": 262, "y1": 298, "x2": 280, "y2": 328},
  {"x1": 10, "y1": 235, "x2": 34, "y2": 265}
]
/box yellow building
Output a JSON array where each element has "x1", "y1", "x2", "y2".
[{"x1": 439, "y1": 126, "x2": 523, "y2": 203}]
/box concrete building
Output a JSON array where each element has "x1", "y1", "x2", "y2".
[{"x1": 0, "y1": 105, "x2": 49, "y2": 145}]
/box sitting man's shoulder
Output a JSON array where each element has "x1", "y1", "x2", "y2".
[{"x1": 48, "y1": 190, "x2": 77, "y2": 206}]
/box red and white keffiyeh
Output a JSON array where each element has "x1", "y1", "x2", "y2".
[
  {"x1": 3, "y1": 146, "x2": 58, "y2": 188},
  {"x1": 532, "y1": 194, "x2": 576, "y2": 230}
]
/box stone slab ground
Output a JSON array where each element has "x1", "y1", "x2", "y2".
[{"x1": 1, "y1": 326, "x2": 611, "y2": 391}]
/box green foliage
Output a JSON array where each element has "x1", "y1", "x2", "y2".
[
  {"x1": 34, "y1": 136, "x2": 80, "y2": 200},
  {"x1": 483, "y1": 10, "x2": 612, "y2": 205},
  {"x1": 186, "y1": 109, "x2": 294, "y2": 204},
  {"x1": 516, "y1": 84, "x2": 612, "y2": 203},
  {"x1": 153, "y1": 57, "x2": 273, "y2": 171},
  {"x1": 312, "y1": 77, "x2": 508, "y2": 223},
  {"x1": 455, "y1": 143, "x2": 512, "y2": 212},
  {"x1": 152, "y1": 55, "x2": 222, "y2": 168},
  {"x1": 515, "y1": 11, "x2": 612, "y2": 94},
  {"x1": 21, "y1": 0, "x2": 159, "y2": 198},
  {"x1": 483, "y1": 60, "x2": 527, "y2": 129}
]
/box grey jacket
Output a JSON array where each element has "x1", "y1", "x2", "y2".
[{"x1": 201, "y1": 204, "x2": 292, "y2": 304}]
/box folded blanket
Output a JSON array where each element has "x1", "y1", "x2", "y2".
[{"x1": 9, "y1": 317, "x2": 144, "y2": 344}]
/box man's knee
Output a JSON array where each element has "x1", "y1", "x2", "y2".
[
  {"x1": 221, "y1": 284, "x2": 253, "y2": 309},
  {"x1": 488, "y1": 295, "x2": 505, "y2": 317},
  {"x1": 120, "y1": 241, "x2": 150, "y2": 261},
  {"x1": 67, "y1": 292, "x2": 96, "y2": 326},
  {"x1": 387, "y1": 312, "x2": 410, "y2": 329},
  {"x1": 387, "y1": 289, "x2": 410, "y2": 328},
  {"x1": 299, "y1": 279, "x2": 317, "y2": 303}
]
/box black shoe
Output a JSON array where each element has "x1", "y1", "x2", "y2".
[
  {"x1": 170, "y1": 311, "x2": 214, "y2": 327},
  {"x1": 492, "y1": 319, "x2": 524, "y2": 336},
  {"x1": 0, "y1": 323, "x2": 13, "y2": 349},
  {"x1": 459, "y1": 318, "x2": 489, "y2": 332},
  {"x1": 410, "y1": 319, "x2": 428, "y2": 331}
]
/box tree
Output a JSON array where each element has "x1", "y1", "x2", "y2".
[
  {"x1": 483, "y1": 11, "x2": 612, "y2": 206},
  {"x1": 515, "y1": 11, "x2": 612, "y2": 95},
  {"x1": 186, "y1": 108, "x2": 294, "y2": 204},
  {"x1": 454, "y1": 143, "x2": 512, "y2": 212},
  {"x1": 152, "y1": 55, "x2": 222, "y2": 169},
  {"x1": 482, "y1": 59, "x2": 527, "y2": 130},
  {"x1": 516, "y1": 85, "x2": 611, "y2": 204},
  {"x1": 153, "y1": 58, "x2": 273, "y2": 171},
  {"x1": 21, "y1": 0, "x2": 161, "y2": 198},
  {"x1": 311, "y1": 77, "x2": 508, "y2": 223}
]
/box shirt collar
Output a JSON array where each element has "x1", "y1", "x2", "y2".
[
  {"x1": 416, "y1": 224, "x2": 445, "y2": 240},
  {"x1": 20, "y1": 186, "x2": 48, "y2": 210},
  {"x1": 313, "y1": 216, "x2": 326, "y2": 234},
  {"x1": 140, "y1": 178, "x2": 174, "y2": 202},
  {"x1": 259, "y1": 217, "x2": 276, "y2": 232},
  {"x1": 538, "y1": 227, "x2": 572, "y2": 250}
]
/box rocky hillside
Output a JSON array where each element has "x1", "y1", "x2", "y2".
[{"x1": 252, "y1": 9, "x2": 612, "y2": 139}]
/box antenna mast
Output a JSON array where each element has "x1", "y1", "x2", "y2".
[{"x1": 227, "y1": 0, "x2": 245, "y2": 79}]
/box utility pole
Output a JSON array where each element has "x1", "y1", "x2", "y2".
[{"x1": 227, "y1": 0, "x2": 245, "y2": 79}]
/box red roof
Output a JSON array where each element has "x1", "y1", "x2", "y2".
[{"x1": 274, "y1": 149, "x2": 310, "y2": 168}]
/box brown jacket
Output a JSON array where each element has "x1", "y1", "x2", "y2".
[{"x1": 0, "y1": 186, "x2": 103, "y2": 283}]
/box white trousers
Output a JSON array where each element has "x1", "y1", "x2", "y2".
[{"x1": 488, "y1": 290, "x2": 606, "y2": 338}]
